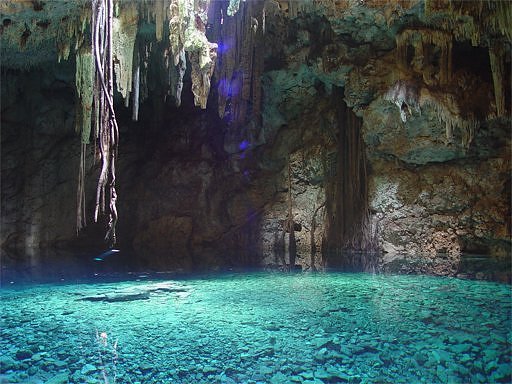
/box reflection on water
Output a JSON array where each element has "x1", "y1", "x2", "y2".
[
  {"x1": 1, "y1": 272, "x2": 511, "y2": 383},
  {"x1": 2, "y1": 249, "x2": 509, "y2": 287}
]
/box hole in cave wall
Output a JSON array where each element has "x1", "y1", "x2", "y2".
[
  {"x1": 451, "y1": 41, "x2": 511, "y2": 117},
  {"x1": 459, "y1": 241, "x2": 490, "y2": 255},
  {"x1": 452, "y1": 41, "x2": 492, "y2": 83},
  {"x1": 286, "y1": 14, "x2": 334, "y2": 62}
]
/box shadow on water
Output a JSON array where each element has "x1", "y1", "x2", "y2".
[
  {"x1": 323, "y1": 250, "x2": 380, "y2": 273},
  {"x1": 0, "y1": 248, "x2": 139, "y2": 287},
  {"x1": 0, "y1": 249, "x2": 267, "y2": 287},
  {"x1": 457, "y1": 253, "x2": 511, "y2": 282},
  {"x1": 379, "y1": 252, "x2": 511, "y2": 284}
]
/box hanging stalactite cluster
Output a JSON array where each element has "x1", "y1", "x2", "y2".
[
  {"x1": 209, "y1": 0, "x2": 265, "y2": 126},
  {"x1": 424, "y1": 0, "x2": 512, "y2": 45},
  {"x1": 57, "y1": 8, "x2": 90, "y2": 63},
  {"x1": 388, "y1": 17, "x2": 507, "y2": 150},
  {"x1": 488, "y1": 41, "x2": 506, "y2": 118},
  {"x1": 384, "y1": 79, "x2": 478, "y2": 149},
  {"x1": 423, "y1": 0, "x2": 511, "y2": 119},
  {"x1": 384, "y1": 79, "x2": 421, "y2": 123},
  {"x1": 396, "y1": 28, "x2": 453, "y2": 86},
  {"x1": 75, "y1": 46, "x2": 94, "y2": 233},
  {"x1": 70, "y1": 0, "x2": 230, "y2": 241},
  {"x1": 112, "y1": 3, "x2": 139, "y2": 106}
]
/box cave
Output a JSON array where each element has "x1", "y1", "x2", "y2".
[{"x1": 1, "y1": 1, "x2": 511, "y2": 383}]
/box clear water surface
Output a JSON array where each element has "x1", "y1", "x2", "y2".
[{"x1": 1, "y1": 272, "x2": 511, "y2": 383}]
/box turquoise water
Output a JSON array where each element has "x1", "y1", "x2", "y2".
[{"x1": 1, "y1": 272, "x2": 511, "y2": 384}]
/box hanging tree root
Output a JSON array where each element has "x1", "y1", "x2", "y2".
[{"x1": 91, "y1": 0, "x2": 119, "y2": 246}]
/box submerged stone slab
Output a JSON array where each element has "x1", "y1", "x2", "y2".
[{"x1": 78, "y1": 282, "x2": 190, "y2": 302}]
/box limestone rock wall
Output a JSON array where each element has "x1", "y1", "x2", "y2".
[
  {"x1": 1, "y1": 0, "x2": 510, "y2": 279},
  {"x1": 1, "y1": 64, "x2": 81, "y2": 261}
]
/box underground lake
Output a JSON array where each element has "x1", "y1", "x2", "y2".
[
  {"x1": 1, "y1": 0, "x2": 511, "y2": 383},
  {"x1": 1, "y1": 271, "x2": 511, "y2": 384}
]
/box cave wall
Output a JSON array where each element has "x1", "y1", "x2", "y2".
[
  {"x1": 1, "y1": 63, "x2": 81, "y2": 265},
  {"x1": 1, "y1": 0, "x2": 510, "y2": 279}
]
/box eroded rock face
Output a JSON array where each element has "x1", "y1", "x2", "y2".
[
  {"x1": 1, "y1": 0, "x2": 510, "y2": 279},
  {"x1": 1, "y1": 63, "x2": 84, "y2": 258},
  {"x1": 369, "y1": 156, "x2": 510, "y2": 273}
]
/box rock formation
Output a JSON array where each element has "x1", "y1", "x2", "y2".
[{"x1": 1, "y1": 0, "x2": 510, "y2": 281}]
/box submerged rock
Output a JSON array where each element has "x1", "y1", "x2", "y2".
[
  {"x1": 79, "y1": 282, "x2": 190, "y2": 302},
  {"x1": 15, "y1": 349, "x2": 32, "y2": 361},
  {"x1": 80, "y1": 363, "x2": 97, "y2": 375},
  {"x1": 44, "y1": 372, "x2": 69, "y2": 384},
  {"x1": 0, "y1": 356, "x2": 17, "y2": 372},
  {"x1": 81, "y1": 291, "x2": 150, "y2": 303}
]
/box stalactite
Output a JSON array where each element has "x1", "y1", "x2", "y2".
[
  {"x1": 439, "y1": 35, "x2": 452, "y2": 84},
  {"x1": 425, "y1": 0, "x2": 512, "y2": 44},
  {"x1": 385, "y1": 79, "x2": 478, "y2": 149},
  {"x1": 56, "y1": 8, "x2": 89, "y2": 63},
  {"x1": 155, "y1": 0, "x2": 165, "y2": 41},
  {"x1": 169, "y1": 0, "x2": 184, "y2": 67},
  {"x1": 489, "y1": 42, "x2": 505, "y2": 117},
  {"x1": 176, "y1": 50, "x2": 187, "y2": 107},
  {"x1": 460, "y1": 119, "x2": 477, "y2": 149},
  {"x1": 384, "y1": 79, "x2": 420, "y2": 123},
  {"x1": 396, "y1": 28, "x2": 452, "y2": 84},
  {"x1": 288, "y1": 0, "x2": 298, "y2": 18},
  {"x1": 167, "y1": 0, "x2": 217, "y2": 109},
  {"x1": 169, "y1": 0, "x2": 186, "y2": 106},
  {"x1": 227, "y1": 0, "x2": 241, "y2": 16},
  {"x1": 112, "y1": 2, "x2": 138, "y2": 105},
  {"x1": 132, "y1": 52, "x2": 140, "y2": 121},
  {"x1": 75, "y1": 48, "x2": 94, "y2": 144},
  {"x1": 190, "y1": 45, "x2": 217, "y2": 109},
  {"x1": 75, "y1": 46, "x2": 94, "y2": 233},
  {"x1": 184, "y1": 1, "x2": 217, "y2": 108},
  {"x1": 419, "y1": 89, "x2": 477, "y2": 149},
  {"x1": 453, "y1": 18, "x2": 480, "y2": 46},
  {"x1": 493, "y1": 1, "x2": 512, "y2": 42},
  {"x1": 395, "y1": 30, "x2": 409, "y2": 72},
  {"x1": 211, "y1": 0, "x2": 264, "y2": 125}
]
